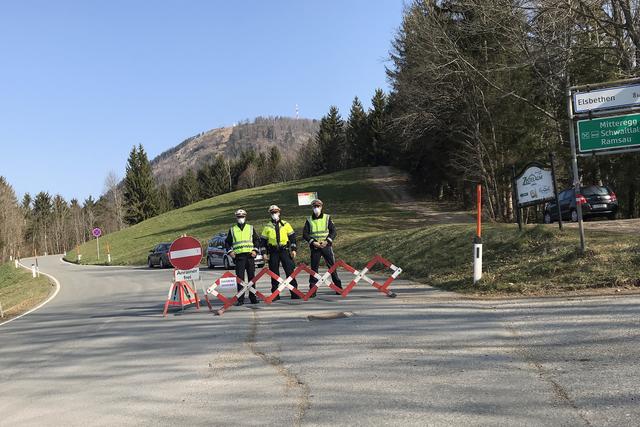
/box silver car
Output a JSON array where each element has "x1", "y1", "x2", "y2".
[{"x1": 206, "y1": 233, "x2": 265, "y2": 269}]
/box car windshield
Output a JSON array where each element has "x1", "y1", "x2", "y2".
[{"x1": 581, "y1": 186, "x2": 609, "y2": 196}]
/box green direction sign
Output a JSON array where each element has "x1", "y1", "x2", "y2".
[{"x1": 577, "y1": 113, "x2": 640, "y2": 153}]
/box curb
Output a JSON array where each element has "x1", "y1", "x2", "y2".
[{"x1": 0, "y1": 259, "x2": 62, "y2": 328}]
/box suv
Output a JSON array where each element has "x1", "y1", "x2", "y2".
[
  {"x1": 147, "y1": 243, "x2": 172, "y2": 268},
  {"x1": 206, "y1": 233, "x2": 265, "y2": 269},
  {"x1": 544, "y1": 185, "x2": 618, "y2": 223}
]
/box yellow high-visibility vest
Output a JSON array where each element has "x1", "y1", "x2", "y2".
[
  {"x1": 231, "y1": 224, "x2": 254, "y2": 254},
  {"x1": 308, "y1": 214, "x2": 330, "y2": 240},
  {"x1": 261, "y1": 220, "x2": 294, "y2": 246}
]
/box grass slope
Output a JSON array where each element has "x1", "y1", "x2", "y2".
[
  {"x1": 66, "y1": 167, "x2": 640, "y2": 295},
  {"x1": 0, "y1": 263, "x2": 52, "y2": 320}
]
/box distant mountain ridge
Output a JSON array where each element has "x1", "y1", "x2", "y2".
[{"x1": 150, "y1": 116, "x2": 319, "y2": 186}]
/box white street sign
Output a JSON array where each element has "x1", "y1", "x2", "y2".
[
  {"x1": 574, "y1": 84, "x2": 640, "y2": 113},
  {"x1": 219, "y1": 276, "x2": 237, "y2": 290},
  {"x1": 516, "y1": 166, "x2": 554, "y2": 207},
  {"x1": 174, "y1": 268, "x2": 200, "y2": 281},
  {"x1": 297, "y1": 192, "x2": 317, "y2": 206}
]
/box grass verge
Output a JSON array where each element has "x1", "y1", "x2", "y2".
[{"x1": 0, "y1": 262, "x2": 53, "y2": 321}]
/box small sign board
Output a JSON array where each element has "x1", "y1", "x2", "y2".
[
  {"x1": 219, "y1": 276, "x2": 237, "y2": 290},
  {"x1": 92, "y1": 227, "x2": 102, "y2": 238},
  {"x1": 573, "y1": 83, "x2": 640, "y2": 114},
  {"x1": 577, "y1": 112, "x2": 640, "y2": 153},
  {"x1": 174, "y1": 268, "x2": 200, "y2": 281},
  {"x1": 297, "y1": 192, "x2": 318, "y2": 206},
  {"x1": 515, "y1": 163, "x2": 555, "y2": 207}
]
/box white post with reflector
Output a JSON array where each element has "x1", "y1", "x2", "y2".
[{"x1": 473, "y1": 184, "x2": 483, "y2": 285}]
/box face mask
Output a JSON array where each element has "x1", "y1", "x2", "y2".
[
  {"x1": 237, "y1": 217, "x2": 246, "y2": 225},
  {"x1": 313, "y1": 207, "x2": 322, "y2": 216},
  {"x1": 271, "y1": 213, "x2": 280, "y2": 221}
]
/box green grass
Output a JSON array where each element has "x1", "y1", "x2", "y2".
[
  {"x1": 0, "y1": 262, "x2": 53, "y2": 319},
  {"x1": 65, "y1": 167, "x2": 640, "y2": 295},
  {"x1": 65, "y1": 168, "x2": 413, "y2": 266}
]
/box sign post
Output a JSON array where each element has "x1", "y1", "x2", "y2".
[
  {"x1": 92, "y1": 228, "x2": 102, "y2": 260},
  {"x1": 163, "y1": 236, "x2": 202, "y2": 316},
  {"x1": 549, "y1": 153, "x2": 563, "y2": 230}
]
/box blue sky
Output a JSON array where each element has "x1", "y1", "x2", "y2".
[{"x1": 0, "y1": 1, "x2": 404, "y2": 201}]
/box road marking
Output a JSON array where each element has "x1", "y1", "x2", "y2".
[{"x1": 0, "y1": 260, "x2": 61, "y2": 328}]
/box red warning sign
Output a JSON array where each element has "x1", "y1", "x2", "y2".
[{"x1": 169, "y1": 236, "x2": 202, "y2": 270}]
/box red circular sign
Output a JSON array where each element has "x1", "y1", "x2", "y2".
[{"x1": 169, "y1": 236, "x2": 203, "y2": 270}]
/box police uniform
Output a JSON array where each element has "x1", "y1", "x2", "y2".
[
  {"x1": 260, "y1": 208, "x2": 299, "y2": 300},
  {"x1": 303, "y1": 208, "x2": 342, "y2": 294},
  {"x1": 225, "y1": 212, "x2": 261, "y2": 305}
]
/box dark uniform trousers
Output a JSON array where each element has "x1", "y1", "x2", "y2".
[
  {"x1": 268, "y1": 248, "x2": 299, "y2": 297},
  {"x1": 309, "y1": 245, "x2": 342, "y2": 289},
  {"x1": 235, "y1": 253, "x2": 257, "y2": 303}
]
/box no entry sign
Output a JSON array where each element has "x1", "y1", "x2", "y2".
[{"x1": 169, "y1": 236, "x2": 202, "y2": 270}]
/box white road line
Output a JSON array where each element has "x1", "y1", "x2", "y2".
[{"x1": 0, "y1": 260, "x2": 61, "y2": 328}]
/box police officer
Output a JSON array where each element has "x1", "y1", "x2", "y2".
[
  {"x1": 303, "y1": 199, "x2": 342, "y2": 296},
  {"x1": 225, "y1": 209, "x2": 261, "y2": 305},
  {"x1": 260, "y1": 205, "x2": 299, "y2": 300}
]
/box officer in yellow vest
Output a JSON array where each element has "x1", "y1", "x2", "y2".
[
  {"x1": 260, "y1": 205, "x2": 300, "y2": 300},
  {"x1": 303, "y1": 199, "x2": 342, "y2": 296},
  {"x1": 225, "y1": 209, "x2": 261, "y2": 305}
]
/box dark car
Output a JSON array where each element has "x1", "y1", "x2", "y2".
[
  {"x1": 147, "y1": 243, "x2": 172, "y2": 268},
  {"x1": 206, "y1": 232, "x2": 264, "y2": 269},
  {"x1": 544, "y1": 185, "x2": 618, "y2": 223}
]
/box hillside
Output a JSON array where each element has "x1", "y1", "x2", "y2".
[
  {"x1": 65, "y1": 167, "x2": 640, "y2": 296},
  {"x1": 151, "y1": 116, "x2": 319, "y2": 186}
]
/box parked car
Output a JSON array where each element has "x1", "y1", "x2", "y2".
[
  {"x1": 544, "y1": 185, "x2": 618, "y2": 223},
  {"x1": 206, "y1": 232, "x2": 265, "y2": 269},
  {"x1": 147, "y1": 243, "x2": 172, "y2": 268}
]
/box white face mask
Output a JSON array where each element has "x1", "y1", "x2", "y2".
[
  {"x1": 237, "y1": 217, "x2": 246, "y2": 225},
  {"x1": 271, "y1": 213, "x2": 280, "y2": 221},
  {"x1": 313, "y1": 207, "x2": 322, "y2": 216}
]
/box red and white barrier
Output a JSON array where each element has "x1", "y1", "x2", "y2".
[
  {"x1": 163, "y1": 280, "x2": 200, "y2": 316},
  {"x1": 201, "y1": 255, "x2": 403, "y2": 315}
]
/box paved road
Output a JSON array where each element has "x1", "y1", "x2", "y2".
[{"x1": 1, "y1": 256, "x2": 639, "y2": 426}]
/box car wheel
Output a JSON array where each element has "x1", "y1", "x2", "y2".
[
  {"x1": 543, "y1": 212, "x2": 552, "y2": 224},
  {"x1": 571, "y1": 209, "x2": 578, "y2": 222},
  {"x1": 223, "y1": 256, "x2": 230, "y2": 270},
  {"x1": 148, "y1": 257, "x2": 154, "y2": 268}
]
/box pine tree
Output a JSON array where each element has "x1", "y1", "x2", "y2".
[
  {"x1": 369, "y1": 89, "x2": 389, "y2": 165},
  {"x1": 123, "y1": 144, "x2": 159, "y2": 224},
  {"x1": 157, "y1": 184, "x2": 173, "y2": 213},
  {"x1": 197, "y1": 164, "x2": 217, "y2": 200},
  {"x1": 346, "y1": 96, "x2": 369, "y2": 166},
  {"x1": 316, "y1": 106, "x2": 345, "y2": 173}
]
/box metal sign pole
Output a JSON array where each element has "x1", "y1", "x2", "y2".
[
  {"x1": 511, "y1": 165, "x2": 522, "y2": 231},
  {"x1": 96, "y1": 236, "x2": 100, "y2": 260},
  {"x1": 549, "y1": 152, "x2": 563, "y2": 230},
  {"x1": 567, "y1": 89, "x2": 586, "y2": 253}
]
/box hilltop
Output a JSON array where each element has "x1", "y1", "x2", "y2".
[{"x1": 150, "y1": 116, "x2": 319, "y2": 186}]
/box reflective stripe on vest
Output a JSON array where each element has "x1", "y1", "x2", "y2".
[
  {"x1": 262, "y1": 221, "x2": 292, "y2": 246},
  {"x1": 308, "y1": 214, "x2": 329, "y2": 240},
  {"x1": 232, "y1": 224, "x2": 254, "y2": 254}
]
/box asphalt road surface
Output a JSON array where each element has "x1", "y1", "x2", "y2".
[{"x1": 1, "y1": 256, "x2": 639, "y2": 426}]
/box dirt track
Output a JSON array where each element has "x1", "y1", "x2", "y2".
[{"x1": 368, "y1": 166, "x2": 474, "y2": 224}]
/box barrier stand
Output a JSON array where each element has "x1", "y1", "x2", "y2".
[{"x1": 163, "y1": 279, "x2": 200, "y2": 317}]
